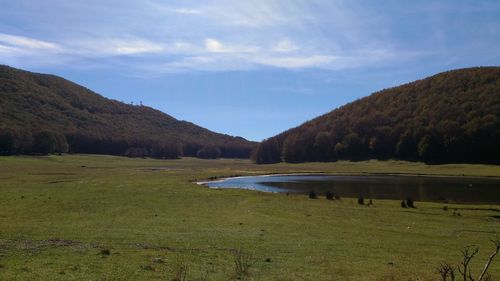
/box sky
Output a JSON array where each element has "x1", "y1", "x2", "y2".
[{"x1": 1, "y1": 1, "x2": 500, "y2": 141}]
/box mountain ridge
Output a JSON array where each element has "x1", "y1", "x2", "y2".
[
  {"x1": 252, "y1": 67, "x2": 500, "y2": 164},
  {"x1": 0, "y1": 65, "x2": 255, "y2": 158}
]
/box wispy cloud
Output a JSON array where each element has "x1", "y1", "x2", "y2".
[
  {"x1": 253, "y1": 55, "x2": 337, "y2": 69},
  {"x1": 0, "y1": 31, "x2": 421, "y2": 73},
  {"x1": 0, "y1": 44, "x2": 18, "y2": 55},
  {"x1": 146, "y1": 2, "x2": 202, "y2": 15},
  {"x1": 169, "y1": 7, "x2": 202, "y2": 15},
  {"x1": 0, "y1": 33, "x2": 65, "y2": 66},
  {"x1": 70, "y1": 38, "x2": 164, "y2": 56},
  {"x1": 148, "y1": 0, "x2": 309, "y2": 27},
  {"x1": 2, "y1": 0, "x2": 490, "y2": 74},
  {"x1": 205, "y1": 38, "x2": 231, "y2": 53},
  {"x1": 204, "y1": 38, "x2": 259, "y2": 54},
  {"x1": 0, "y1": 33, "x2": 61, "y2": 52},
  {"x1": 272, "y1": 39, "x2": 300, "y2": 53}
]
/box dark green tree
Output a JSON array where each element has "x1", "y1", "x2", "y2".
[
  {"x1": 313, "y1": 131, "x2": 333, "y2": 161},
  {"x1": 0, "y1": 129, "x2": 15, "y2": 155},
  {"x1": 32, "y1": 131, "x2": 58, "y2": 154},
  {"x1": 395, "y1": 131, "x2": 416, "y2": 159},
  {"x1": 196, "y1": 146, "x2": 221, "y2": 159}
]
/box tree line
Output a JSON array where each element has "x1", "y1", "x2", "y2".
[
  {"x1": 0, "y1": 128, "x2": 251, "y2": 159},
  {"x1": 0, "y1": 65, "x2": 255, "y2": 159}
]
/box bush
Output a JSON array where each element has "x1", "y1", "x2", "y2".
[
  {"x1": 196, "y1": 146, "x2": 221, "y2": 159},
  {"x1": 357, "y1": 197, "x2": 364, "y2": 205},
  {"x1": 406, "y1": 197, "x2": 416, "y2": 208},
  {"x1": 32, "y1": 131, "x2": 68, "y2": 154},
  {"x1": 0, "y1": 129, "x2": 14, "y2": 155},
  {"x1": 100, "y1": 249, "x2": 111, "y2": 255},
  {"x1": 309, "y1": 191, "x2": 317, "y2": 199},
  {"x1": 401, "y1": 200, "x2": 408, "y2": 208},
  {"x1": 125, "y1": 147, "x2": 149, "y2": 158},
  {"x1": 325, "y1": 191, "x2": 334, "y2": 200}
]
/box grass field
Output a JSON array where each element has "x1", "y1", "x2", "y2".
[{"x1": 0, "y1": 155, "x2": 499, "y2": 280}]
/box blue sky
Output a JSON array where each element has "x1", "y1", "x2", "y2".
[{"x1": 1, "y1": 0, "x2": 499, "y2": 141}]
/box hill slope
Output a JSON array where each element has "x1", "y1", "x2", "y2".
[
  {"x1": 0, "y1": 65, "x2": 255, "y2": 158},
  {"x1": 253, "y1": 67, "x2": 500, "y2": 164}
]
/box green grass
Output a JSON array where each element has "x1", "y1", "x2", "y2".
[{"x1": 0, "y1": 155, "x2": 499, "y2": 280}]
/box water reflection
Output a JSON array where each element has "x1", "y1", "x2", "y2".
[{"x1": 203, "y1": 174, "x2": 500, "y2": 204}]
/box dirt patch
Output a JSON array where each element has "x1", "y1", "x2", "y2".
[
  {"x1": 0, "y1": 239, "x2": 101, "y2": 253},
  {"x1": 46, "y1": 180, "x2": 78, "y2": 184},
  {"x1": 30, "y1": 173, "x2": 77, "y2": 176},
  {"x1": 130, "y1": 243, "x2": 210, "y2": 254},
  {"x1": 455, "y1": 207, "x2": 500, "y2": 213},
  {"x1": 137, "y1": 167, "x2": 184, "y2": 172}
]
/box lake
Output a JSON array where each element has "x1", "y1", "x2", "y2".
[{"x1": 201, "y1": 174, "x2": 500, "y2": 204}]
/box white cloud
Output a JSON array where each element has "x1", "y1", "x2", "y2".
[
  {"x1": 170, "y1": 8, "x2": 202, "y2": 15},
  {"x1": 112, "y1": 40, "x2": 163, "y2": 55},
  {"x1": 204, "y1": 38, "x2": 259, "y2": 54},
  {"x1": 0, "y1": 44, "x2": 18, "y2": 55},
  {"x1": 272, "y1": 39, "x2": 299, "y2": 53},
  {"x1": 254, "y1": 55, "x2": 337, "y2": 69},
  {"x1": 167, "y1": 41, "x2": 199, "y2": 53},
  {"x1": 0, "y1": 33, "x2": 165, "y2": 59},
  {"x1": 72, "y1": 38, "x2": 164, "y2": 56},
  {"x1": 202, "y1": 2, "x2": 290, "y2": 27},
  {"x1": 205, "y1": 38, "x2": 228, "y2": 53},
  {"x1": 0, "y1": 33, "x2": 61, "y2": 51},
  {"x1": 148, "y1": 0, "x2": 315, "y2": 28},
  {"x1": 147, "y1": 2, "x2": 202, "y2": 15},
  {"x1": 169, "y1": 56, "x2": 215, "y2": 68}
]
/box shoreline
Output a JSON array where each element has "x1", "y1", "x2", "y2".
[{"x1": 196, "y1": 171, "x2": 500, "y2": 185}]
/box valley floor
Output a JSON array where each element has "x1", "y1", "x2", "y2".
[{"x1": 0, "y1": 155, "x2": 499, "y2": 280}]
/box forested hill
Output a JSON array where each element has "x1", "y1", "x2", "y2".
[
  {"x1": 253, "y1": 67, "x2": 500, "y2": 164},
  {"x1": 0, "y1": 65, "x2": 255, "y2": 158}
]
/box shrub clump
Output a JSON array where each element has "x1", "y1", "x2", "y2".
[
  {"x1": 325, "y1": 191, "x2": 334, "y2": 200},
  {"x1": 406, "y1": 197, "x2": 416, "y2": 208},
  {"x1": 357, "y1": 197, "x2": 364, "y2": 205},
  {"x1": 401, "y1": 200, "x2": 408, "y2": 208},
  {"x1": 100, "y1": 249, "x2": 111, "y2": 255},
  {"x1": 309, "y1": 191, "x2": 317, "y2": 199}
]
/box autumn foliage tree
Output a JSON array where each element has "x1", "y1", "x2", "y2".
[
  {"x1": 0, "y1": 65, "x2": 256, "y2": 158},
  {"x1": 253, "y1": 67, "x2": 500, "y2": 164}
]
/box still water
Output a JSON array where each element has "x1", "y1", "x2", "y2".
[{"x1": 202, "y1": 174, "x2": 500, "y2": 204}]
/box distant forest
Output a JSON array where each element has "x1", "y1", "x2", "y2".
[
  {"x1": 0, "y1": 65, "x2": 255, "y2": 159},
  {"x1": 253, "y1": 67, "x2": 500, "y2": 164}
]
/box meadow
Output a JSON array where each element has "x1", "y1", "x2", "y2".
[{"x1": 0, "y1": 155, "x2": 499, "y2": 280}]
